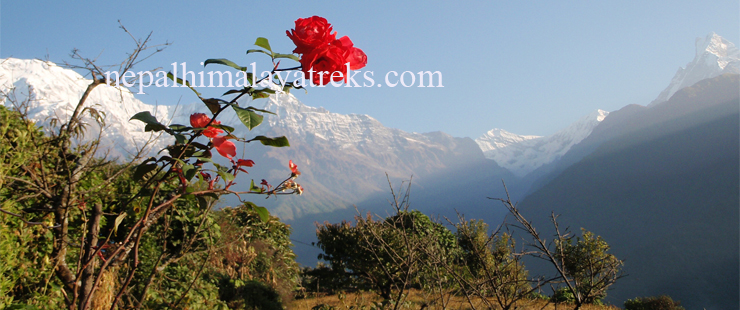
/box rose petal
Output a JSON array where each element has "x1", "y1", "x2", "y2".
[{"x1": 212, "y1": 136, "x2": 236, "y2": 159}]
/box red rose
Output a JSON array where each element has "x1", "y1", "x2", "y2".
[
  {"x1": 189, "y1": 113, "x2": 210, "y2": 128},
  {"x1": 300, "y1": 37, "x2": 368, "y2": 85},
  {"x1": 286, "y1": 16, "x2": 336, "y2": 54},
  {"x1": 189, "y1": 113, "x2": 223, "y2": 138},
  {"x1": 300, "y1": 42, "x2": 347, "y2": 85}
]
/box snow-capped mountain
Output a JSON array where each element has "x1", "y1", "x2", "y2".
[
  {"x1": 476, "y1": 129, "x2": 541, "y2": 154},
  {"x1": 650, "y1": 33, "x2": 739, "y2": 106},
  {"x1": 0, "y1": 57, "x2": 511, "y2": 220},
  {"x1": 0, "y1": 58, "x2": 173, "y2": 159},
  {"x1": 475, "y1": 109, "x2": 609, "y2": 177}
]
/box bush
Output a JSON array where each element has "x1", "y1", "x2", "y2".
[
  {"x1": 624, "y1": 295, "x2": 685, "y2": 310},
  {"x1": 551, "y1": 287, "x2": 575, "y2": 303}
]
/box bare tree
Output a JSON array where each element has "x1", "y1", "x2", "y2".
[{"x1": 489, "y1": 182, "x2": 624, "y2": 310}]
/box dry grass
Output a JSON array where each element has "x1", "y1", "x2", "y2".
[
  {"x1": 287, "y1": 290, "x2": 621, "y2": 310},
  {"x1": 91, "y1": 266, "x2": 118, "y2": 310}
]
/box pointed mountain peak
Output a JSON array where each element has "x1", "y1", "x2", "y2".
[
  {"x1": 650, "y1": 33, "x2": 739, "y2": 106},
  {"x1": 695, "y1": 33, "x2": 738, "y2": 63}
]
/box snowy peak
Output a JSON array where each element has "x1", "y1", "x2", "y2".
[
  {"x1": 260, "y1": 93, "x2": 384, "y2": 144},
  {"x1": 476, "y1": 109, "x2": 609, "y2": 177},
  {"x1": 650, "y1": 33, "x2": 739, "y2": 106},
  {"x1": 0, "y1": 58, "x2": 172, "y2": 158},
  {"x1": 250, "y1": 92, "x2": 458, "y2": 157},
  {"x1": 475, "y1": 128, "x2": 541, "y2": 153},
  {"x1": 696, "y1": 33, "x2": 738, "y2": 68}
]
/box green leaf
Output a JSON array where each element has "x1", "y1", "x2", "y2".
[
  {"x1": 253, "y1": 37, "x2": 272, "y2": 53},
  {"x1": 182, "y1": 164, "x2": 197, "y2": 181},
  {"x1": 217, "y1": 170, "x2": 235, "y2": 183},
  {"x1": 204, "y1": 58, "x2": 247, "y2": 71},
  {"x1": 197, "y1": 196, "x2": 209, "y2": 210},
  {"x1": 246, "y1": 49, "x2": 272, "y2": 57},
  {"x1": 167, "y1": 144, "x2": 197, "y2": 159},
  {"x1": 250, "y1": 179, "x2": 261, "y2": 192},
  {"x1": 232, "y1": 106, "x2": 264, "y2": 130},
  {"x1": 130, "y1": 112, "x2": 168, "y2": 132},
  {"x1": 253, "y1": 206, "x2": 270, "y2": 223},
  {"x1": 247, "y1": 135, "x2": 290, "y2": 147},
  {"x1": 113, "y1": 213, "x2": 126, "y2": 236},
  {"x1": 214, "y1": 163, "x2": 228, "y2": 173},
  {"x1": 194, "y1": 157, "x2": 213, "y2": 163},
  {"x1": 212, "y1": 124, "x2": 235, "y2": 133},
  {"x1": 191, "y1": 142, "x2": 209, "y2": 150},
  {"x1": 144, "y1": 123, "x2": 168, "y2": 132},
  {"x1": 245, "y1": 106, "x2": 276, "y2": 115},
  {"x1": 169, "y1": 124, "x2": 190, "y2": 131},
  {"x1": 130, "y1": 111, "x2": 162, "y2": 125},
  {"x1": 134, "y1": 163, "x2": 158, "y2": 180},
  {"x1": 252, "y1": 92, "x2": 270, "y2": 99},
  {"x1": 273, "y1": 53, "x2": 300, "y2": 62},
  {"x1": 167, "y1": 72, "x2": 202, "y2": 97},
  {"x1": 251, "y1": 87, "x2": 276, "y2": 100},
  {"x1": 201, "y1": 98, "x2": 226, "y2": 114},
  {"x1": 223, "y1": 88, "x2": 250, "y2": 96},
  {"x1": 174, "y1": 134, "x2": 187, "y2": 145}
]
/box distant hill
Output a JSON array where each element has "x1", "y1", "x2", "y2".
[{"x1": 516, "y1": 74, "x2": 739, "y2": 310}]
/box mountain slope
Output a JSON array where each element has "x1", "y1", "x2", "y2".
[
  {"x1": 517, "y1": 74, "x2": 739, "y2": 310},
  {"x1": 233, "y1": 92, "x2": 514, "y2": 220}
]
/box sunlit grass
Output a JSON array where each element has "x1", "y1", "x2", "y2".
[{"x1": 287, "y1": 289, "x2": 621, "y2": 310}]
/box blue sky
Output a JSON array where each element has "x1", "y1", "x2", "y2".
[{"x1": 1, "y1": 0, "x2": 738, "y2": 138}]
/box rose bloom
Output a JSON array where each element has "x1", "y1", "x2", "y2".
[
  {"x1": 300, "y1": 37, "x2": 367, "y2": 85},
  {"x1": 300, "y1": 43, "x2": 347, "y2": 85},
  {"x1": 287, "y1": 16, "x2": 336, "y2": 54},
  {"x1": 189, "y1": 113, "x2": 223, "y2": 138},
  {"x1": 190, "y1": 113, "x2": 211, "y2": 128}
]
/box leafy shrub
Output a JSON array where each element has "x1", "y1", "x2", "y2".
[
  {"x1": 551, "y1": 287, "x2": 575, "y2": 303},
  {"x1": 555, "y1": 228, "x2": 622, "y2": 303},
  {"x1": 314, "y1": 210, "x2": 458, "y2": 299},
  {"x1": 624, "y1": 295, "x2": 685, "y2": 310}
]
